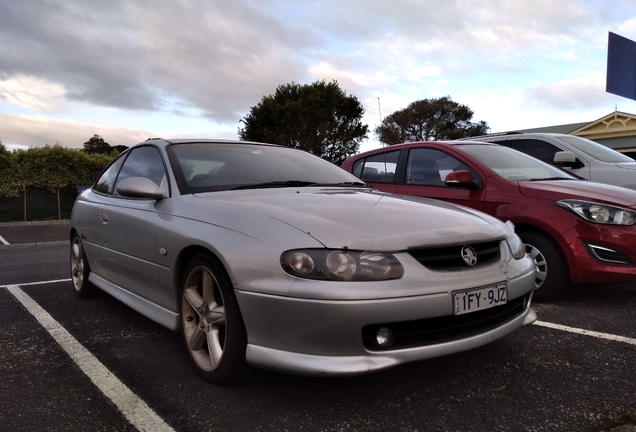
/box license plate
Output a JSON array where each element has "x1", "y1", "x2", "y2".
[{"x1": 453, "y1": 283, "x2": 507, "y2": 315}]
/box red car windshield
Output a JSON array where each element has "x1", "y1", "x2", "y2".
[{"x1": 456, "y1": 144, "x2": 578, "y2": 182}]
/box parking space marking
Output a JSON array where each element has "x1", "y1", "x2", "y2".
[
  {"x1": 0, "y1": 234, "x2": 9, "y2": 245},
  {"x1": 535, "y1": 320, "x2": 636, "y2": 346},
  {"x1": 4, "y1": 277, "x2": 634, "y2": 432},
  {"x1": 0, "y1": 278, "x2": 71, "y2": 288},
  {"x1": 7, "y1": 284, "x2": 175, "y2": 432}
]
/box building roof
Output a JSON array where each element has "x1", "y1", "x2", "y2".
[
  {"x1": 500, "y1": 111, "x2": 636, "y2": 152},
  {"x1": 514, "y1": 122, "x2": 590, "y2": 134},
  {"x1": 570, "y1": 111, "x2": 636, "y2": 140}
]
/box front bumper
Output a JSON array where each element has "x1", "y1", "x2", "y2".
[
  {"x1": 236, "y1": 257, "x2": 536, "y2": 376},
  {"x1": 245, "y1": 303, "x2": 536, "y2": 376},
  {"x1": 563, "y1": 222, "x2": 636, "y2": 284}
]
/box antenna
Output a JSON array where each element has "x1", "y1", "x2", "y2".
[
  {"x1": 378, "y1": 97, "x2": 386, "y2": 149},
  {"x1": 377, "y1": 96, "x2": 390, "y2": 186}
]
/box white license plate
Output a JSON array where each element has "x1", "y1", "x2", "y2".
[{"x1": 453, "y1": 283, "x2": 507, "y2": 315}]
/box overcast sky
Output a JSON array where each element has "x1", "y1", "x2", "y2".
[{"x1": 1, "y1": 0, "x2": 636, "y2": 152}]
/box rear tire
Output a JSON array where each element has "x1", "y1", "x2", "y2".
[
  {"x1": 518, "y1": 231, "x2": 568, "y2": 302},
  {"x1": 180, "y1": 253, "x2": 248, "y2": 384},
  {"x1": 70, "y1": 233, "x2": 95, "y2": 298}
]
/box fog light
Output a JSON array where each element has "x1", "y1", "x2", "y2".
[{"x1": 376, "y1": 327, "x2": 395, "y2": 347}]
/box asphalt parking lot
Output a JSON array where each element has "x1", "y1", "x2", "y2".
[{"x1": 1, "y1": 221, "x2": 635, "y2": 432}]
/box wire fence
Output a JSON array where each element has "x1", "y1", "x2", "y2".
[{"x1": 0, "y1": 187, "x2": 80, "y2": 222}]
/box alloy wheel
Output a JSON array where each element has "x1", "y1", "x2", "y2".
[
  {"x1": 525, "y1": 243, "x2": 547, "y2": 290},
  {"x1": 181, "y1": 265, "x2": 227, "y2": 372},
  {"x1": 71, "y1": 237, "x2": 85, "y2": 292}
]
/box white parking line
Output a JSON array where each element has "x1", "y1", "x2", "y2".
[
  {"x1": 534, "y1": 320, "x2": 636, "y2": 346},
  {"x1": 7, "y1": 284, "x2": 175, "y2": 432},
  {"x1": 0, "y1": 234, "x2": 9, "y2": 245},
  {"x1": 4, "y1": 278, "x2": 635, "y2": 432},
  {"x1": 0, "y1": 278, "x2": 71, "y2": 288}
]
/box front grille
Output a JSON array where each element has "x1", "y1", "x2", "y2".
[
  {"x1": 409, "y1": 241, "x2": 501, "y2": 271},
  {"x1": 362, "y1": 294, "x2": 529, "y2": 351},
  {"x1": 584, "y1": 243, "x2": 635, "y2": 266}
]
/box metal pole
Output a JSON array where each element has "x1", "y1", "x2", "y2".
[{"x1": 378, "y1": 97, "x2": 385, "y2": 148}]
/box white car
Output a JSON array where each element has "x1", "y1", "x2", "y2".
[{"x1": 460, "y1": 133, "x2": 636, "y2": 190}]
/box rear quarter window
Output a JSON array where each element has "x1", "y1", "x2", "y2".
[
  {"x1": 508, "y1": 139, "x2": 561, "y2": 164},
  {"x1": 355, "y1": 151, "x2": 400, "y2": 183}
]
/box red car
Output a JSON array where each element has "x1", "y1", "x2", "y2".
[{"x1": 342, "y1": 141, "x2": 636, "y2": 301}]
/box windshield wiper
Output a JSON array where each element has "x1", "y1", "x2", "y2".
[
  {"x1": 232, "y1": 180, "x2": 320, "y2": 190},
  {"x1": 529, "y1": 177, "x2": 572, "y2": 181},
  {"x1": 232, "y1": 180, "x2": 371, "y2": 190},
  {"x1": 319, "y1": 181, "x2": 371, "y2": 187}
]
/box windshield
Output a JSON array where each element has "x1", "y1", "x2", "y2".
[
  {"x1": 168, "y1": 143, "x2": 366, "y2": 193},
  {"x1": 558, "y1": 135, "x2": 634, "y2": 163},
  {"x1": 455, "y1": 144, "x2": 578, "y2": 181}
]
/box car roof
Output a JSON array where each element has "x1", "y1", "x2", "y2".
[
  {"x1": 131, "y1": 138, "x2": 281, "y2": 149},
  {"x1": 457, "y1": 132, "x2": 572, "y2": 140},
  {"x1": 352, "y1": 140, "x2": 498, "y2": 157}
]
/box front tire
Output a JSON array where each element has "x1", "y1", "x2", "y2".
[
  {"x1": 70, "y1": 233, "x2": 95, "y2": 298},
  {"x1": 518, "y1": 231, "x2": 568, "y2": 302},
  {"x1": 180, "y1": 253, "x2": 247, "y2": 384}
]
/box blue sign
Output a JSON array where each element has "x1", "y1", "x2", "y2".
[{"x1": 606, "y1": 32, "x2": 636, "y2": 101}]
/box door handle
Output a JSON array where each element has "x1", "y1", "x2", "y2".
[{"x1": 100, "y1": 213, "x2": 109, "y2": 225}]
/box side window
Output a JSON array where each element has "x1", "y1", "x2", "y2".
[
  {"x1": 114, "y1": 146, "x2": 166, "y2": 196},
  {"x1": 509, "y1": 139, "x2": 561, "y2": 164},
  {"x1": 94, "y1": 156, "x2": 126, "y2": 195},
  {"x1": 406, "y1": 148, "x2": 476, "y2": 187},
  {"x1": 358, "y1": 151, "x2": 400, "y2": 183},
  {"x1": 352, "y1": 159, "x2": 364, "y2": 178},
  {"x1": 494, "y1": 139, "x2": 511, "y2": 147}
]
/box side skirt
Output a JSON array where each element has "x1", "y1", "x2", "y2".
[{"x1": 89, "y1": 273, "x2": 180, "y2": 332}]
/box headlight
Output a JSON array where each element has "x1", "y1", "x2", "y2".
[
  {"x1": 556, "y1": 200, "x2": 636, "y2": 225},
  {"x1": 505, "y1": 232, "x2": 526, "y2": 260},
  {"x1": 281, "y1": 249, "x2": 404, "y2": 281},
  {"x1": 502, "y1": 220, "x2": 525, "y2": 260}
]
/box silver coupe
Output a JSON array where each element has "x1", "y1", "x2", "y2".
[{"x1": 70, "y1": 139, "x2": 537, "y2": 383}]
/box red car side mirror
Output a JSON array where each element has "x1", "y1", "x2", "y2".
[{"x1": 445, "y1": 170, "x2": 480, "y2": 190}]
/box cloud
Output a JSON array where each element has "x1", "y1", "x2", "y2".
[
  {"x1": 0, "y1": 112, "x2": 150, "y2": 149},
  {"x1": 524, "y1": 73, "x2": 616, "y2": 111},
  {"x1": 0, "y1": 0, "x2": 315, "y2": 121},
  {"x1": 0, "y1": 0, "x2": 635, "y2": 150},
  {"x1": 0, "y1": 0, "x2": 609, "y2": 120},
  {"x1": 0, "y1": 76, "x2": 67, "y2": 112},
  {"x1": 461, "y1": 76, "x2": 636, "y2": 134}
]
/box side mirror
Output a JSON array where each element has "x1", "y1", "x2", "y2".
[
  {"x1": 554, "y1": 151, "x2": 583, "y2": 168},
  {"x1": 116, "y1": 177, "x2": 168, "y2": 199},
  {"x1": 445, "y1": 170, "x2": 480, "y2": 190}
]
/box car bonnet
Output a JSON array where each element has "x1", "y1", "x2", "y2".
[
  {"x1": 195, "y1": 188, "x2": 510, "y2": 250},
  {"x1": 518, "y1": 179, "x2": 636, "y2": 208},
  {"x1": 616, "y1": 161, "x2": 636, "y2": 170}
]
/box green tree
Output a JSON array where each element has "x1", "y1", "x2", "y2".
[
  {"x1": 0, "y1": 141, "x2": 20, "y2": 197},
  {"x1": 238, "y1": 80, "x2": 369, "y2": 165},
  {"x1": 0, "y1": 141, "x2": 11, "y2": 170},
  {"x1": 113, "y1": 144, "x2": 129, "y2": 153},
  {"x1": 83, "y1": 134, "x2": 112, "y2": 154},
  {"x1": 0, "y1": 144, "x2": 113, "y2": 197},
  {"x1": 375, "y1": 96, "x2": 490, "y2": 145}
]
